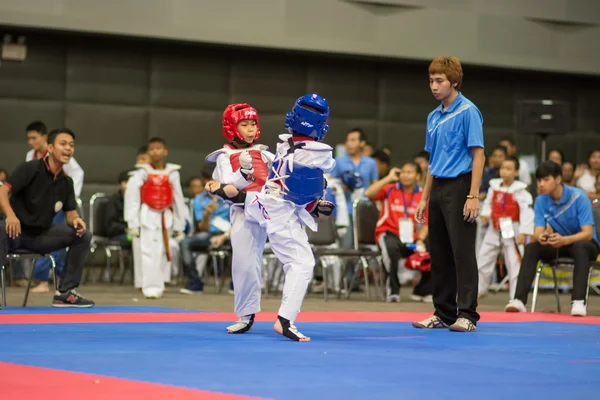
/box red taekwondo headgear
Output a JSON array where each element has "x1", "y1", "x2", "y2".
[{"x1": 222, "y1": 103, "x2": 261, "y2": 143}]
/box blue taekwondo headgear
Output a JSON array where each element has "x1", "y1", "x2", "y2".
[{"x1": 285, "y1": 94, "x2": 329, "y2": 141}]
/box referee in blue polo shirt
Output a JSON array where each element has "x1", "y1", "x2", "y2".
[
  {"x1": 505, "y1": 161, "x2": 599, "y2": 317},
  {"x1": 413, "y1": 57, "x2": 485, "y2": 333}
]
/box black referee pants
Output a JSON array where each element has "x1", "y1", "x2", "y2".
[{"x1": 429, "y1": 173, "x2": 480, "y2": 325}]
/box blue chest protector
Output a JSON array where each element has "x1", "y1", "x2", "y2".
[{"x1": 270, "y1": 138, "x2": 325, "y2": 205}]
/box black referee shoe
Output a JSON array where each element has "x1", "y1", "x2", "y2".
[{"x1": 52, "y1": 289, "x2": 95, "y2": 308}]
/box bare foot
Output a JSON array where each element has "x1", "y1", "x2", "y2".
[
  {"x1": 31, "y1": 282, "x2": 50, "y2": 293},
  {"x1": 274, "y1": 318, "x2": 310, "y2": 342}
]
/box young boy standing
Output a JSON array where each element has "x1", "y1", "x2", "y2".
[
  {"x1": 477, "y1": 157, "x2": 534, "y2": 299},
  {"x1": 125, "y1": 137, "x2": 186, "y2": 299}
]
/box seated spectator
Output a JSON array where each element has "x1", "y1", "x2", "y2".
[
  {"x1": 104, "y1": 170, "x2": 133, "y2": 248},
  {"x1": 561, "y1": 161, "x2": 576, "y2": 186},
  {"x1": 413, "y1": 151, "x2": 429, "y2": 187},
  {"x1": 135, "y1": 145, "x2": 150, "y2": 166},
  {"x1": 372, "y1": 150, "x2": 391, "y2": 179},
  {"x1": 365, "y1": 162, "x2": 431, "y2": 303},
  {"x1": 590, "y1": 174, "x2": 600, "y2": 202},
  {"x1": 505, "y1": 161, "x2": 599, "y2": 316},
  {"x1": 576, "y1": 149, "x2": 600, "y2": 199},
  {"x1": 479, "y1": 145, "x2": 507, "y2": 200},
  {"x1": 179, "y1": 164, "x2": 231, "y2": 295},
  {"x1": 185, "y1": 176, "x2": 203, "y2": 199},
  {"x1": 363, "y1": 142, "x2": 375, "y2": 157},
  {"x1": 547, "y1": 149, "x2": 564, "y2": 166},
  {"x1": 0, "y1": 168, "x2": 7, "y2": 183},
  {"x1": 0, "y1": 128, "x2": 94, "y2": 307}
]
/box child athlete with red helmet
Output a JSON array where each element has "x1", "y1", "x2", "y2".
[{"x1": 205, "y1": 104, "x2": 274, "y2": 334}]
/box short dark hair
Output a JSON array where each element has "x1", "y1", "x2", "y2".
[
  {"x1": 587, "y1": 149, "x2": 600, "y2": 161},
  {"x1": 547, "y1": 149, "x2": 565, "y2": 163},
  {"x1": 503, "y1": 156, "x2": 520, "y2": 171},
  {"x1": 201, "y1": 163, "x2": 216, "y2": 180},
  {"x1": 536, "y1": 160, "x2": 562, "y2": 180},
  {"x1": 137, "y1": 145, "x2": 148, "y2": 156},
  {"x1": 26, "y1": 121, "x2": 47, "y2": 135},
  {"x1": 371, "y1": 150, "x2": 390, "y2": 165},
  {"x1": 346, "y1": 128, "x2": 366, "y2": 142},
  {"x1": 414, "y1": 150, "x2": 430, "y2": 161},
  {"x1": 499, "y1": 136, "x2": 515, "y2": 146},
  {"x1": 491, "y1": 145, "x2": 507, "y2": 156},
  {"x1": 48, "y1": 128, "x2": 75, "y2": 145},
  {"x1": 382, "y1": 144, "x2": 392, "y2": 152},
  {"x1": 0, "y1": 168, "x2": 7, "y2": 179},
  {"x1": 148, "y1": 137, "x2": 167, "y2": 147},
  {"x1": 186, "y1": 176, "x2": 202, "y2": 187},
  {"x1": 118, "y1": 170, "x2": 132, "y2": 184},
  {"x1": 401, "y1": 161, "x2": 423, "y2": 176}
]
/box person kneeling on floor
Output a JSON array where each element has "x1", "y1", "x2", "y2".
[
  {"x1": 505, "y1": 161, "x2": 599, "y2": 316},
  {"x1": 0, "y1": 128, "x2": 94, "y2": 308}
]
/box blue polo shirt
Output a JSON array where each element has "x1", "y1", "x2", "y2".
[
  {"x1": 425, "y1": 93, "x2": 484, "y2": 178},
  {"x1": 331, "y1": 154, "x2": 379, "y2": 215},
  {"x1": 193, "y1": 192, "x2": 230, "y2": 235},
  {"x1": 534, "y1": 184, "x2": 599, "y2": 246}
]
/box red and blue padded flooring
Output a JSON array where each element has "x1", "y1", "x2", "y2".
[{"x1": 1, "y1": 306, "x2": 599, "y2": 399}]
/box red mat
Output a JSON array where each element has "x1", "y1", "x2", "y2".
[
  {"x1": 1, "y1": 311, "x2": 599, "y2": 324},
  {"x1": 0, "y1": 362, "x2": 268, "y2": 400}
]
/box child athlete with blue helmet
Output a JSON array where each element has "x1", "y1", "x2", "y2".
[{"x1": 207, "y1": 94, "x2": 336, "y2": 341}]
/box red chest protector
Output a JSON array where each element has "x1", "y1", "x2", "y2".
[
  {"x1": 490, "y1": 190, "x2": 520, "y2": 230},
  {"x1": 229, "y1": 149, "x2": 268, "y2": 192},
  {"x1": 141, "y1": 173, "x2": 173, "y2": 212}
]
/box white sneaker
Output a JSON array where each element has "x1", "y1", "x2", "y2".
[
  {"x1": 448, "y1": 317, "x2": 477, "y2": 332},
  {"x1": 571, "y1": 300, "x2": 587, "y2": 317},
  {"x1": 410, "y1": 294, "x2": 433, "y2": 303},
  {"x1": 505, "y1": 299, "x2": 526, "y2": 313},
  {"x1": 386, "y1": 294, "x2": 400, "y2": 303}
]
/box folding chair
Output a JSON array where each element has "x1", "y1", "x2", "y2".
[
  {"x1": 1, "y1": 250, "x2": 57, "y2": 308},
  {"x1": 305, "y1": 201, "x2": 384, "y2": 301},
  {"x1": 305, "y1": 215, "x2": 364, "y2": 301},
  {"x1": 89, "y1": 193, "x2": 128, "y2": 284},
  {"x1": 350, "y1": 199, "x2": 385, "y2": 300}
]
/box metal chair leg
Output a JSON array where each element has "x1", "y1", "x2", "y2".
[
  {"x1": 551, "y1": 267, "x2": 561, "y2": 313},
  {"x1": 320, "y1": 258, "x2": 328, "y2": 302},
  {"x1": 23, "y1": 259, "x2": 37, "y2": 307},
  {"x1": 49, "y1": 255, "x2": 57, "y2": 293},
  {"x1": 102, "y1": 248, "x2": 112, "y2": 282},
  {"x1": 360, "y1": 256, "x2": 371, "y2": 301},
  {"x1": 586, "y1": 266, "x2": 593, "y2": 309},
  {"x1": 531, "y1": 266, "x2": 542, "y2": 312},
  {"x1": 212, "y1": 252, "x2": 221, "y2": 293},
  {"x1": 116, "y1": 249, "x2": 125, "y2": 284},
  {"x1": 1, "y1": 264, "x2": 6, "y2": 309}
]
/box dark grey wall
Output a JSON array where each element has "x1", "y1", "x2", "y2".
[
  {"x1": 1, "y1": 0, "x2": 600, "y2": 75},
  {"x1": 1, "y1": 30, "x2": 599, "y2": 190}
]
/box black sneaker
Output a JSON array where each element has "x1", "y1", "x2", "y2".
[{"x1": 52, "y1": 289, "x2": 95, "y2": 308}]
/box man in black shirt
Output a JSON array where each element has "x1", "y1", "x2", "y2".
[{"x1": 0, "y1": 128, "x2": 94, "y2": 307}]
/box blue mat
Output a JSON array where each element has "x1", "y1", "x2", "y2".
[
  {"x1": 1, "y1": 321, "x2": 599, "y2": 399},
  {"x1": 0, "y1": 306, "x2": 202, "y2": 314}
]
